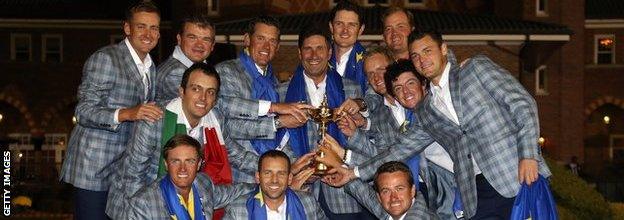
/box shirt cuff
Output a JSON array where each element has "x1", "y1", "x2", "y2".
[
  {"x1": 258, "y1": 100, "x2": 271, "y2": 116},
  {"x1": 344, "y1": 150, "x2": 353, "y2": 165},
  {"x1": 360, "y1": 109, "x2": 369, "y2": 118},
  {"x1": 114, "y1": 108, "x2": 121, "y2": 124},
  {"x1": 354, "y1": 166, "x2": 361, "y2": 178},
  {"x1": 363, "y1": 118, "x2": 371, "y2": 131}
]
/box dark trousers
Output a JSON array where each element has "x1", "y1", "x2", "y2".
[
  {"x1": 74, "y1": 187, "x2": 111, "y2": 220},
  {"x1": 470, "y1": 175, "x2": 515, "y2": 220},
  {"x1": 318, "y1": 187, "x2": 377, "y2": 220}
]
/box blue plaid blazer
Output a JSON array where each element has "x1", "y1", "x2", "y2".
[
  {"x1": 356, "y1": 55, "x2": 552, "y2": 218},
  {"x1": 60, "y1": 41, "x2": 155, "y2": 191},
  {"x1": 127, "y1": 173, "x2": 255, "y2": 220},
  {"x1": 223, "y1": 189, "x2": 328, "y2": 220}
]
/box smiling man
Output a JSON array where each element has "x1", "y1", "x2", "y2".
[
  {"x1": 382, "y1": 7, "x2": 416, "y2": 60},
  {"x1": 328, "y1": 0, "x2": 368, "y2": 93},
  {"x1": 106, "y1": 63, "x2": 246, "y2": 219},
  {"x1": 276, "y1": 24, "x2": 369, "y2": 220},
  {"x1": 215, "y1": 16, "x2": 312, "y2": 184},
  {"x1": 128, "y1": 134, "x2": 255, "y2": 219},
  {"x1": 59, "y1": 1, "x2": 163, "y2": 219},
  {"x1": 155, "y1": 14, "x2": 216, "y2": 103},
  {"x1": 223, "y1": 150, "x2": 326, "y2": 220},
  {"x1": 344, "y1": 161, "x2": 437, "y2": 220}
]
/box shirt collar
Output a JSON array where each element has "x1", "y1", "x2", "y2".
[
  {"x1": 255, "y1": 64, "x2": 266, "y2": 76},
  {"x1": 303, "y1": 72, "x2": 327, "y2": 89},
  {"x1": 429, "y1": 61, "x2": 451, "y2": 93},
  {"x1": 338, "y1": 46, "x2": 353, "y2": 63},
  {"x1": 172, "y1": 45, "x2": 195, "y2": 68},
  {"x1": 124, "y1": 38, "x2": 153, "y2": 68}
]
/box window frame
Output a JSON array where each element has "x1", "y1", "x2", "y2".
[
  {"x1": 42, "y1": 34, "x2": 63, "y2": 62},
  {"x1": 10, "y1": 33, "x2": 32, "y2": 61},
  {"x1": 594, "y1": 34, "x2": 616, "y2": 64},
  {"x1": 207, "y1": 0, "x2": 219, "y2": 16},
  {"x1": 535, "y1": 65, "x2": 548, "y2": 96},
  {"x1": 536, "y1": 0, "x2": 548, "y2": 17}
]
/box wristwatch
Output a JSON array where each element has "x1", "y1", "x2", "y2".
[
  {"x1": 274, "y1": 115, "x2": 282, "y2": 129},
  {"x1": 355, "y1": 98, "x2": 368, "y2": 112}
]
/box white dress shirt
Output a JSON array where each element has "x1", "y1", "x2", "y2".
[
  {"x1": 335, "y1": 47, "x2": 353, "y2": 77},
  {"x1": 172, "y1": 45, "x2": 194, "y2": 68},
  {"x1": 113, "y1": 38, "x2": 154, "y2": 124},
  {"x1": 266, "y1": 199, "x2": 287, "y2": 220},
  {"x1": 430, "y1": 62, "x2": 481, "y2": 175}
]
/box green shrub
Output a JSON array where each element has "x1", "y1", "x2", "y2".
[
  {"x1": 546, "y1": 157, "x2": 612, "y2": 219},
  {"x1": 557, "y1": 205, "x2": 577, "y2": 220}
]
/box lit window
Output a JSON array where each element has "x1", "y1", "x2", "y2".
[
  {"x1": 595, "y1": 35, "x2": 615, "y2": 64},
  {"x1": 42, "y1": 34, "x2": 63, "y2": 62},
  {"x1": 10, "y1": 33, "x2": 32, "y2": 61},
  {"x1": 535, "y1": 65, "x2": 548, "y2": 95},
  {"x1": 208, "y1": 0, "x2": 219, "y2": 16},
  {"x1": 536, "y1": 0, "x2": 548, "y2": 16},
  {"x1": 405, "y1": 0, "x2": 424, "y2": 7}
]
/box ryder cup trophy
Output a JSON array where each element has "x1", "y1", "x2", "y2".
[{"x1": 308, "y1": 95, "x2": 337, "y2": 175}]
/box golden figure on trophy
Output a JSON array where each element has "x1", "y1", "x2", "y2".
[{"x1": 307, "y1": 95, "x2": 339, "y2": 175}]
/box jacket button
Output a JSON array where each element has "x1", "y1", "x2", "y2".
[
  {"x1": 462, "y1": 130, "x2": 467, "y2": 135},
  {"x1": 467, "y1": 154, "x2": 472, "y2": 159}
]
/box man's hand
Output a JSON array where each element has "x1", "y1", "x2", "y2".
[
  {"x1": 518, "y1": 158, "x2": 539, "y2": 185},
  {"x1": 318, "y1": 143, "x2": 343, "y2": 169},
  {"x1": 291, "y1": 152, "x2": 316, "y2": 175},
  {"x1": 278, "y1": 114, "x2": 307, "y2": 128},
  {"x1": 337, "y1": 115, "x2": 357, "y2": 137},
  {"x1": 118, "y1": 102, "x2": 163, "y2": 122},
  {"x1": 290, "y1": 167, "x2": 315, "y2": 191},
  {"x1": 351, "y1": 112, "x2": 367, "y2": 128},
  {"x1": 321, "y1": 134, "x2": 346, "y2": 160},
  {"x1": 335, "y1": 99, "x2": 360, "y2": 116},
  {"x1": 270, "y1": 103, "x2": 312, "y2": 123},
  {"x1": 321, "y1": 167, "x2": 355, "y2": 188}
]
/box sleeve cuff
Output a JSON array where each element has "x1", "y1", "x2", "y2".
[
  {"x1": 258, "y1": 100, "x2": 271, "y2": 116},
  {"x1": 354, "y1": 166, "x2": 361, "y2": 178},
  {"x1": 114, "y1": 108, "x2": 121, "y2": 124},
  {"x1": 360, "y1": 109, "x2": 369, "y2": 118},
  {"x1": 344, "y1": 150, "x2": 353, "y2": 165},
  {"x1": 363, "y1": 118, "x2": 371, "y2": 131}
]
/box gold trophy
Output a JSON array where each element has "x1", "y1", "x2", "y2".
[{"x1": 308, "y1": 95, "x2": 337, "y2": 175}]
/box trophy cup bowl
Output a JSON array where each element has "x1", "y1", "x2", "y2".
[{"x1": 307, "y1": 96, "x2": 336, "y2": 175}]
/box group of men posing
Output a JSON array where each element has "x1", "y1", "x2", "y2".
[{"x1": 60, "y1": 0, "x2": 552, "y2": 219}]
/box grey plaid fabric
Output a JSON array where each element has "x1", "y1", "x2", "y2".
[
  {"x1": 60, "y1": 41, "x2": 155, "y2": 191},
  {"x1": 277, "y1": 76, "x2": 365, "y2": 214},
  {"x1": 105, "y1": 107, "x2": 250, "y2": 219},
  {"x1": 215, "y1": 58, "x2": 282, "y2": 183},
  {"x1": 356, "y1": 55, "x2": 551, "y2": 218},
  {"x1": 154, "y1": 55, "x2": 186, "y2": 104},
  {"x1": 223, "y1": 189, "x2": 328, "y2": 220},
  {"x1": 345, "y1": 179, "x2": 439, "y2": 220},
  {"x1": 127, "y1": 173, "x2": 255, "y2": 220}
]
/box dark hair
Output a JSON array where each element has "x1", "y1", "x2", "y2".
[
  {"x1": 363, "y1": 46, "x2": 394, "y2": 65},
  {"x1": 298, "y1": 23, "x2": 332, "y2": 49},
  {"x1": 258, "y1": 150, "x2": 291, "y2": 172},
  {"x1": 178, "y1": 13, "x2": 215, "y2": 35},
  {"x1": 407, "y1": 28, "x2": 444, "y2": 49},
  {"x1": 382, "y1": 7, "x2": 415, "y2": 29},
  {"x1": 246, "y1": 15, "x2": 281, "y2": 38},
  {"x1": 384, "y1": 59, "x2": 428, "y2": 97},
  {"x1": 180, "y1": 63, "x2": 221, "y2": 94},
  {"x1": 125, "y1": 0, "x2": 160, "y2": 22},
  {"x1": 330, "y1": 0, "x2": 364, "y2": 26},
  {"x1": 162, "y1": 134, "x2": 202, "y2": 160},
  {"x1": 373, "y1": 161, "x2": 414, "y2": 193}
]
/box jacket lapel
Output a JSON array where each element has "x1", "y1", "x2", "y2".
[
  {"x1": 448, "y1": 63, "x2": 464, "y2": 126},
  {"x1": 118, "y1": 41, "x2": 147, "y2": 100}
]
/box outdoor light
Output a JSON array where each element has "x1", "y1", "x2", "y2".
[
  {"x1": 18, "y1": 153, "x2": 23, "y2": 158},
  {"x1": 538, "y1": 137, "x2": 545, "y2": 147},
  {"x1": 603, "y1": 116, "x2": 610, "y2": 125},
  {"x1": 0, "y1": 113, "x2": 3, "y2": 123},
  {"x1": 72, "y1": 116, "x2": 77, "y2": 125}
]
